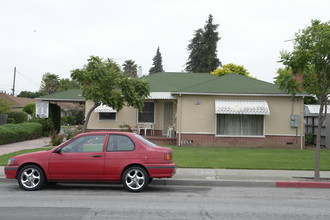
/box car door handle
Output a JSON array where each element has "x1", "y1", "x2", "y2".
[{"x1": 92, "y1": 155, "x2": 102, "y2": 158}]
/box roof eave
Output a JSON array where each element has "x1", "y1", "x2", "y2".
[{"x1": 171, "y1": 92, "x2": 306, "y2": 97}]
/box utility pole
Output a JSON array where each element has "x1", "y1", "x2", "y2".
[{"x1": 12, "y1": 67, "x2": 16, "y2": 96}]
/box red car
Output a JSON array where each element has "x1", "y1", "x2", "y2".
[{"x1": 5, "y1": 132, "x2": 176, "y2": 192}]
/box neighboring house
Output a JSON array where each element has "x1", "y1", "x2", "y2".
[
  {"x1": 0, "y1": 93, "x2": 35, "y2": 111},
  {"x1": 304, "y1": 105, "x2": 330, "y2": 147},
  {"x1": 36, "y1": 89, "x2": 85, "y2": 117},
  {"x1": 85, "y1": 72, "x2": 306, "y2": 148}
]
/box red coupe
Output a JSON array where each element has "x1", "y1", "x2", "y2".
[{"x1": 5, "y1": 132, "x2": 176, "y2": 192}]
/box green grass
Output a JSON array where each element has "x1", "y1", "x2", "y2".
[
  {"x1": 1, "y1": 146, "x2": 329, "y2": 170},
  {"x1": 0, "y1": 147, "x2": 53, "y2": 166},
  {"x1": 169, "y1": 146, "x2": 330, "y2": 170}
]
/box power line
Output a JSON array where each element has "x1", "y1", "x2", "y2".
[{"x1": 16, "y1": 70, "x2": 40, "y2": 87}]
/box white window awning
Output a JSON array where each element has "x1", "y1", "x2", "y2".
[
  {"x1": 94, "y1": 104, "x2": 117, "y2": 113},
  {"x1": 215, "y1": 100, "x2": 270, "y2": 115}
]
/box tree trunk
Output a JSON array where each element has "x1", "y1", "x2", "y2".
[
  {"x1": 314, "y1": 99, "x2": 327, "y2": 180},
  {"x1": 82, "y1": 102, "x2": 100, "y2": 133}
]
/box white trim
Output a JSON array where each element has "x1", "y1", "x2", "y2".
[
  {"x1": 179, "y1": 132, "x2": 215, "y2": 135},
  {"x1": 171, "y1": 92, "x2": 305, "y2": 97},
  {"x1": 147, "y1": 92, "x2": 176, "y2": 100}
]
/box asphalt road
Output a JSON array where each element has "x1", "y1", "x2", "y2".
[{"x1": 1, "y1": 180, "x2": 330, "y2": 220}]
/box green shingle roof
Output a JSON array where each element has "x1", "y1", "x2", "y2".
[
  {"x1": 36, "y1": 89, "x2": 85, "y2": 101},
  {"x1": 143, "y1": 72, "x2": 287, "y2": 95}
]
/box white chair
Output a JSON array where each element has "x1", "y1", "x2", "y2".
[
  {"x1": 143, "y1": 123, "x2": 154, "y2": 136},
  {"x1": 167, "y1": 127, "x2": 174, "y2": 138}
]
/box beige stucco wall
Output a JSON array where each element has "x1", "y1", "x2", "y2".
[
  {"x1": 86, "y1": 100, "x2": 176, "y2": 131},
  {"x1": 86, "y1": 100, "x2": 137, "y2": 130},
  {"x1": 176, "y1": 95, "x2": 304, "y2": 136},
  {"x1": 86, "y1": 94, "x2": 304, "y2": 139}
]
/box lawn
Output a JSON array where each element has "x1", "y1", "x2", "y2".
[
  {"x1": 0, "y1": 146, "x2": 329, "y2": 170},
  {"x1": 169, "y1": 146, "x2": 330, "y2": 170}
]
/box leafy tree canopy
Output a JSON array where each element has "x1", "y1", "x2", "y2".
[
  {"x1": 40, "y1": 72, "x2": 60, "y2": 94},
  {"x1": 18, "y1": 91, "x2": 47, "y2": 98},
  {"x1": 0, "y1": 98, "x2": 12, "y2": 114},
  {"x1": 71, "y1": 56, "x2": 150, "y2": 132},
  {"x1": 275, "y1": 19, "x2": 330, "y2": 180},
  {"x1": 211, "y1": 63, "x2": 251, "y2": 77}
]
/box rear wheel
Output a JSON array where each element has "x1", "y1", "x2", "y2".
[
  {"x1": 17, "y1": 165, "x2": 45, "y2": 191},
  {"x1": 122, "y1": 166, "x2": 149, "y2": 192}
]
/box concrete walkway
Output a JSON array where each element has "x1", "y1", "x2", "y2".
[{"x1": 1, "y1": 137, "x2": 330, "y2": 188}]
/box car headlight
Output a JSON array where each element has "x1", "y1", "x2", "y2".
[{"x1": 7, "y1": 158, "x2": 14, "y2": 166}]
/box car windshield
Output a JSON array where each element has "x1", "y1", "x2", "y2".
[{"x1": 134, "y1": 134, "x2": 157, "y2": 147}]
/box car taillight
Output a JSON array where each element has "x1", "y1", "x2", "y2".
[{"x1": 165, "y1": 153, "x2": 173, "y2": 161}]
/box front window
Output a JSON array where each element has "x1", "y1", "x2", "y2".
[
  {"x1": 99, "y1": 112, "x2": 116, "y2": 121},
  {"x1": 138, "y1": 102, "x2": 155, "y2": 123},
  {"x1": 61, "y1": 135, "x2": 105, "y2": 153},
  {"x1": 216, "y1": 114, "x2": 264, "y2": 136}
]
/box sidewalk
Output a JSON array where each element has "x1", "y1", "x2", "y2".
[
  {"x1": 1, "y1": 138, "x2": 330, "y2": 188},
  {"x1": 0, "y1": 137, "x2": 51, "y2": 155}
]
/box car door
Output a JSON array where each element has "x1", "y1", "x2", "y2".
[
  {"x1": 48, "y1": 134, "x2": 105, "y2": 180},
  {"x1": 104, "y1": 134, "x2": 138, "y2": 180}
]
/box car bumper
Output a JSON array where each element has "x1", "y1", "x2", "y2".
[
  {"x1": 146, "y1": 163, "x2": 176, "y2": 178},
  {"x1": 4, "y1": 166, "x2": 19, "y2": 179}
]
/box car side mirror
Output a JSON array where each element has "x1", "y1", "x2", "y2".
[{"x1": 53, "y1": 148, "x2": 62, "y2": 154}]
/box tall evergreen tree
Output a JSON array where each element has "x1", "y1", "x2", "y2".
[
  {"x1": 122, "y1": 60, "x2": 138, "y2": 78},
  {"x1": 186, "y1": 14, "x2": 221, "y2": 73},
  {"x1": 149, "y1": 47, "x2": 164, "y2": 74}
]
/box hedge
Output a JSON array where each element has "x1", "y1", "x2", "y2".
[
  {"x1": 8, "y1": 111, "x2": 28, "y2": 124},
  {"x1": 0, "y1": 122, "x2": 43, "y2": 145}
]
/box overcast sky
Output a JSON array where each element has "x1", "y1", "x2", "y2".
[{"x1": 1, "y1": 0, "x2": 329, "y2": 95}]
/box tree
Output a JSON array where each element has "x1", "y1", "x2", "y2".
[
  {"x1": 18, "y1": 91, "x2": 47, "y2": 98},
  {"x1": 40, "y1": 73, "x2": 60, "y2": 94},
  {"x1": 275, "y1": 19, "x2": 330, "y2": 180},
  {"x1": 71, "y1": 56, "x2": 150, "y2": 132},
  {"x1": 59, "y1": 78, "x2": 80, "y2": 91},
  {"x1": 211, "y1": 63, "x2": 251, "y2": 77},
  {"x1": 149, "y1": 47, "x2": 164, "y2": 74},
  {"x1": 0, "y1": 98, "x2": 12, "y2": 114},
  {"x1": 123, "y1": 60, "x2": 138, "y2": 78},
  {"x1": 186, "y1": 14, "x2": 221, "y2": 73}
]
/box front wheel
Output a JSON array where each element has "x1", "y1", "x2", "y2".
[
  {"x1": 122, "y1": 166, "x2": 149, "y2": 192},
  {"x1": 17, "y1": 165, "x2": 45, "y2": 191}
]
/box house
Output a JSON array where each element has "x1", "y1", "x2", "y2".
[
  {"x1": 85, "y1": 72, "x2": 305, "y2": 148},
  {"x1": 0, "y1": 93, "x2": 35, "y2": 111},
  {"x1": 304, "y1": 105, "x2": 330, "y2": 147},
  {"x1": 35, "y1": 89, "x2": 85, "y2": 117}
]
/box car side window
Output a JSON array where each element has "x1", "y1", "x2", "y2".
[
  {"x1": 107, "y1": 134, "x2": 135, "y2": 152},
  {"x1": 61, "y1": 135, "x2": 105, "y2": 153}
]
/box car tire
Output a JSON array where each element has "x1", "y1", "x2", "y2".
[
  {"x1": 122, "y1": 166, "x2": 149, "y2": 192},
  {"x1": 17, "y1": 165, "x2": 45, "y2": 191}
]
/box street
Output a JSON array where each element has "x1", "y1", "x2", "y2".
[{"x1": 0, "y1": 180, "x2": 330, "y2": 220}]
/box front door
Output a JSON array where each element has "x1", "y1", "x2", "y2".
[
  {"x1": 163, "y1": 102, "x2": 174, "y2": 136},
  {"x1": 48, "y1": 134, "x2": 105, "y2": 180}
]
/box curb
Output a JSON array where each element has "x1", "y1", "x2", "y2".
[
  {"x1": 276, "y1": 181, "x2": 330, "y2": 188},
  {"x1": 152, "y1": 179, "x2": 276, "y2": 187}
]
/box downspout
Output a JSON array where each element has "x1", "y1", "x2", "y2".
[{"x1": 178, "y1": 94, "x2": 182, "y2": 147}]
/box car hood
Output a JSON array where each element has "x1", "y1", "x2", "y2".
[{"x1": 13, "y1": 150, "x2": 53, "y2": 160}]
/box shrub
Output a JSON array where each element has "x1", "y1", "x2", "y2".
[
  {"x1": 30, "y1": 118, "x2": 54, "y2": 136},
  {"x1": 50, "y1": 131, "x2": 64, "y2": 146},
  {"x1": 8, "y1": 111, "x2": 28, "y2": 124},
  {"x1": 23, "y1": 103, "x2": 36, "y2": 115},
  {"x1": 0, "y1": 122, "x2": 42, "y2": 145},
  {"x1": 7, "y1": 118, "x2": 15, "y2": 124}
]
